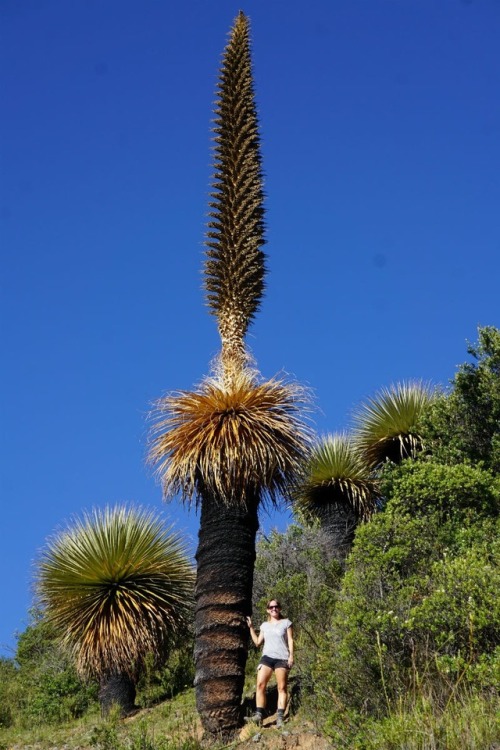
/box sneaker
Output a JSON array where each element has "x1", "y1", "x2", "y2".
[
  {"x1": 244, "y1": 712, "x2": 262, "y2": 726},
  {"x1": 276, "y1": 715, "x2": 284, "y2": 729}
]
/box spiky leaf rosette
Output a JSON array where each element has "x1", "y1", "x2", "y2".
[
  {"x1": 353, "y1": 381, "x2": 436, "y2": 468},
  {"x1": 37, "y1": 506, "x2": 194, "y2": 680},
  {"x1": 148, "y1": 371, "x2": 311, "y2": 507},
  {"x1": 295, "y1": 434, "x2": 378, "y2": 522},
  {"x1": 204, "y1": 12, "x2": 266, "y2": 378}
]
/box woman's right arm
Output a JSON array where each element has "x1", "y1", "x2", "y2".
[{"x1": 246, "y1": 617, "x2": 264, "y2": 647}]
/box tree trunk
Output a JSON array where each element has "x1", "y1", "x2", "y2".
[
  {"x1": 194, "y1": 494, "x2": 259, "y2": 739},
  {"x1": 316, "y1": 502, "x2": 360, "y2": 565},
  {"x1": 98, "y1": 672, "x2": 136, "y2": 717}
]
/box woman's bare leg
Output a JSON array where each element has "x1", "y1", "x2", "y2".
[
  {"x1": 256, "y1": 664, "x2": 273, "y2": 710},
  {"x1": 275, "y1": 668, "x2": 289, "y2": 711}
]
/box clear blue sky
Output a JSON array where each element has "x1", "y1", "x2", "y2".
[{"x1": 1, "y1": 0, "x2": 499, "y2": 656}]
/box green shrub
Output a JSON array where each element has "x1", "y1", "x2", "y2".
[
  {"x1": 12, "y1": 616, "x2": 97, "y2": 727},
  {"x1": 0, "y1": 658, "x2": 17, "y2": 728},
  {"x1": 407, "y1": 537, "x2": 499, "y2": 662},
  {"x1": 136, "y1": 638, "x2": 195, "y2": 708},
  {"x1": 251, "y1": 524, "x2": 341, "y2": 696},
  {"x1": 252, "y1": 524, "x2": 341, "y2": 626},
  {"x1": 310, "y1": 461, "x2": 500, "y2": 719},
  {"x1": 420, "y1": 326, "x2": 500, "y2": 473},
  {"x1": 353, "y1": 692, "x2": 500, "y2": 750},
  {"x1": 21, "y1": 666, "x2": 96, "y2": 726},
  {"x1": 381, "y1": 459, "x2": 499, "y2": 520}
]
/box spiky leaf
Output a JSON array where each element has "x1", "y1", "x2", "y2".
[
  {"x1": 148, "y1": 372, "x2": 311, "y2": 507},
  {"x1": 37, "y1": 506, "x2": 194, "y2": 680},
  {"x1": 295, "y1": 434, "x2": 378, "y2": 521},
  {"x1": 353, "y1": 381, "x2": 436, "y2": 468}
]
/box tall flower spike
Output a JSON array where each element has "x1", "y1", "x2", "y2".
[{"x1": 204, "y1": 12, "x2": 266, "y2": 382}]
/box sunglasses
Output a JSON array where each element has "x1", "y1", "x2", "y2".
[{"x1": 268, "y1": 605, "x2": 280, "y2": 610}]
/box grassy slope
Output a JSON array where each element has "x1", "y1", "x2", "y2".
[
  {"x1": 0, "y1": 688, "x2": 333, "y2": 750},
  {"x1": 2, "y1": 688, "x2": 498, "y2": 750}
]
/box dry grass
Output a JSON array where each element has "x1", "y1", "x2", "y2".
[
  {"x1": 0, "y1": 690, "x2": 335, "y2": 750},
  {"x1": 149, "y1": 371, "x2": 312, "y2": 508}
]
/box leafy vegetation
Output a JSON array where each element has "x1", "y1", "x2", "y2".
[
  {"x1": 1, "y1": 326, "x2": 499, "y2": 748},
  {"x1": 0, "y1": 616, "x2": 98, "y2": 730},
  {"x1": 311, "y1": 468, "x2": 499, "y2": 713},
  {"x1": 251, "y1": 328, "x2": 499, "y2": 748},
  {"x1": 421, "y1": 325, "x2": 500, "y2": 472}
]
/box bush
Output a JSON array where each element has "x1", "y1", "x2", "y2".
[
  {"x1": 252, "y1": 524, "x2": 341, "y2": 626},
  {"x1": 420, "y1": 326, "x2": 500, "y2": 473},
  {"x1": 381, "y1": 459, "x2": 499, "y2": 520},
  {"x1": 11, "y1": 616, "x2": 97, "y2": 727},
  {"x1": 407, "y1": 537, "x2": 499, "y2": 665},
  {"x1": 354, "y1": 691, "x2": 499, "y2": 750},
  {"x1": 251, "y1": 524, "x2": 342, "y2": 697},
  {"x1": 310, "y1": 461, "x2": 500, "y2": 720},
  {"x1": 136, "y1": 638, "x2": 195, "y2": 708},
  {"x1": 0, "y1": 658, "x2": 17, "y2": 728}
]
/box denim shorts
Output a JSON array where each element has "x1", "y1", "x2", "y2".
[{"x1": 258, "y1": 655, "x2": 290, "y2": 671}]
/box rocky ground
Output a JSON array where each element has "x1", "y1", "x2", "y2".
[{"x1": 238, "y1": 725, "x2": 333, "y2": 749}]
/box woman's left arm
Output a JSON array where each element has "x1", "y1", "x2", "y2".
[{"x1": 287, "y1": 624, "x2": 294, "y2": 668}]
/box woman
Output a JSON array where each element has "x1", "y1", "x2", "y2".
[{"x1": 246, "y1": 599, "x2": 294, "y2": 728}]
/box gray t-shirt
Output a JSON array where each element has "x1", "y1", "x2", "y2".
[{"x1": 260, "y1": 618, "x2": 292, "y2": 660}]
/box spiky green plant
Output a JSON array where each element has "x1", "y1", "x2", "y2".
[
  {"x1": 294, "y1": 434, "x2": 379, "y2": 561},
  {"x1": 148, "y1": 13, "x2": 311, "y2": 738},
  {"x1": 353, "y1": 381, "x2": 436, "y2": 468},
  {"x1": 37, "y1": 506, "x2": 194, "y2": 715},
  {"x1": 296, "y1": 434, "x2": 378, "y2": 520}
]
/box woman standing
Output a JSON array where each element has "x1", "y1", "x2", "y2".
[{"x1": 246, "y1": 599, "x2": 294, "y2": 728}]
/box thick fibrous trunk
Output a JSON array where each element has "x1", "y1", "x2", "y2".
[
  {"x1": 316, "y1": 502, "x2": 360, "y2": 565},
  {"x1": 98, "y1": 672, "x2": 136, "y2": 716},
  {"x1": 194, "y1": 495, "x2": 259, "y2": 738}
]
